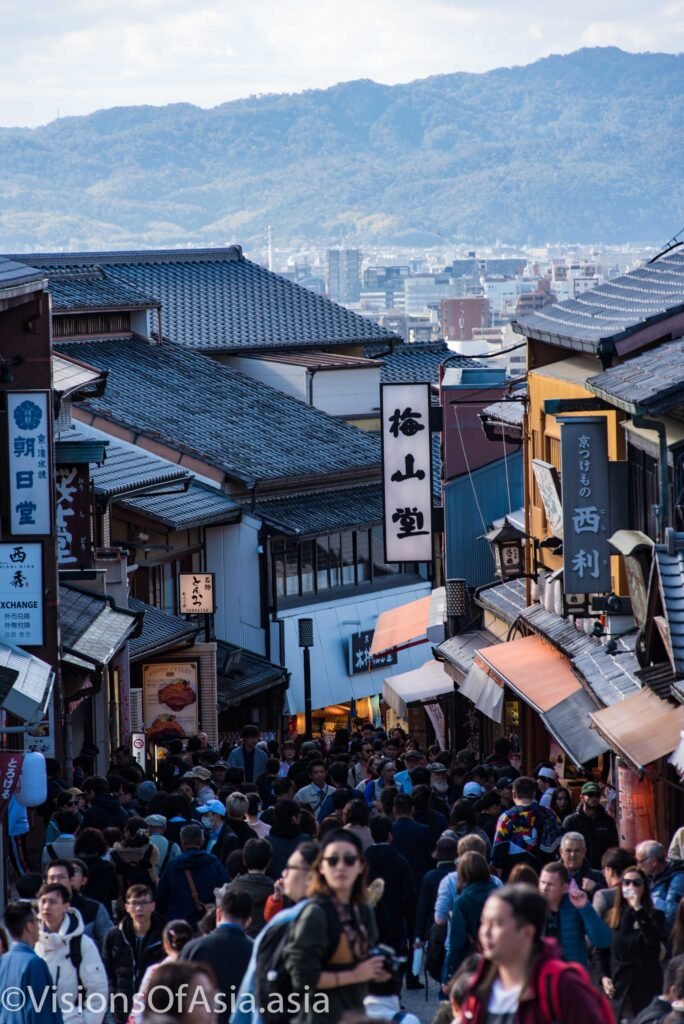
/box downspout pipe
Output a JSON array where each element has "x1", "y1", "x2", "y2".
[{"x1": 633, "y1": 413, "x2": 669, "y2": 539}]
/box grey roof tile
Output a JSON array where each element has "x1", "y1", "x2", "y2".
[
  {"x1": 254, "y1": 483, "x2": 381, "y2": 536},
  {"x1": 654, "y1": 547, "x2": 684, "y2": 676},
  {"x1": 0, "y1": 256, "x2": 44, "y2": 292},
  {"x1": 480, "y1": 398, "x2": 525, "y2": 426},
  {"x1": 513, "y1": 245, "x2": 684, "y2": 352},
  {"x1": 56, "y1": 337, "x2": 380, "y2": 487},
  {"x1": 475, "y1": 577, "x2": 528, "y2": 624},
  {"x1": 587, "y1": 337, "x2": 684, "y2": 414},
  {"x1": 48, "y1": 268, "x2": 158, "y2": 312},
  {"x1": 15, "y1": 247, "x2": 398, "y2": 352},
  {"x1": 127, "y1": 598, "x2": 197, "y2": 660},
  {"x1": 437, "y1": 629, "x2": 499, "y2": 678},
  {"x1": 376, "y1": 341, "x2": 482, "y2": 385},
  {"x1": 120, "y1": 481, "x2": 241, "y2": 530},
  {"x1": 216, "y1": 640, "x2": 287, "y2": 706},
  {"x1": 59, "y1": 584, "x2": 140, "y2": 667}
]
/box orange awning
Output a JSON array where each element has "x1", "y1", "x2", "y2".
[
  {"x1": 590, "y1": 689, "x2": 684, "y2": 770},
  {"x1": 370, "y1": 595, "x2": 432, "y2": 655},
  {"x1": 476, "y1": 634, "x2": 581, "y2": 711}
]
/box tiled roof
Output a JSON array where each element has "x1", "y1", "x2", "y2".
[
  {"x1": 521, "y1": 603, "x2": 641, "y2": 707},
  {"x1": 119, "y1": 481, "x2": 241, "y2": 530},
  {"x1": 216, "y1": 640, "x2": 288, "y2": 706},
  {"x1": 47, "y1": 268, "x2": 158, "y2": 312},
  {"x1": 437, "y1": 629, "x2": 499, "y2": 679},
  {"x1": 58, "y1": 423, "x2": 192, "y2": 498},
  {"x1": 59, "y1": 584, "x2": 141, "y2": 667},
  {"x1": 254, "y1": 482, "x2": 382, "y2": 537},
  {"x1": 475, "y1": 577, "x2": 528, "y2": 625},
  {"x1": 56, "y1": 337, "x2": 380, "y2": 487},
  {"x1": 0, "y1": 256, "x2": 44, "y2": 293},
  {"x1": 376, "y1": 341, "x2": 482, "y2": 385},
  {"x1": 513, "y1": 245, "x2": 684, "y2": 353},
  {"x1": 127, "y1": 598, "x2": 197, "y2": 661},
  {"x1": 52, "y1": 354, "x2": 107, "y2": 397},
  {"x1": 653, "y1": 545, "x2": 684, "y2": 676},
  {"x1": 587, "y1": 337, "x2": 684, "y2": 414},
  {"x1": 244, "y1": 352, "x2": 382, "y2": 370},
  {"x1": 480, "y1": 397, "x2": 525, "y2": 427},
  {"x1": 16, "y1": 248, "x2": 398, "y2": 352}
]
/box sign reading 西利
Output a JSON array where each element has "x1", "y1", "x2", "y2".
[
  {"x1": 561, "y1": 417, "x2": 611, "y2": 595},
  {"x1": 178, "y1": 573, "x2": 215, "y2": 615},
  {"x1": 7, "y1": 392, "x2": 52, "y2": 536},
  {"x1": 381, "y1": 382, "x2": 433, "y2": 563},
  {"x1": 348, "y1": 630, "x2": 398, "y2": 675},
  {"x1": 0, "y1": 543, "x2": 44, "y2": 646},
  {"x1": 56, "y1": 464, "x2": 92, "y2": 568}
]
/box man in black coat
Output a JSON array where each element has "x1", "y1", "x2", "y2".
[
  {"x1": 265, "y1": 800, "x2": 310, "y2": 880},
  {"x1": 391, "y1": 792, "x2": 434, "y2": 888},
  {"x1": 562, "y1": 782, "x2": 619, "y2": 869},
  {"x1": 82, "y1": 776, "x2": 129, "y2": 830},
  {"x1": 181, "y1": 888, "x2": 253, "y2": 1022},
  {"x1": 365, "y1": 815, "x2": 417, "y2": 985},
  {"x1": 414, "y1": 836, "x2": 458, "y2": 944},
  {"x1": 102, "y1": 883, "x2": 165, "y2": 1024}
]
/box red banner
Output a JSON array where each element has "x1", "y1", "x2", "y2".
[{"x1": 0, "y1": 753, "x2": 24, "y2": 822}]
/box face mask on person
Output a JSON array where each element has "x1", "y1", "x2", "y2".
[
  {"x1": 201, "y1": 815, "x2": 212, "y2": 829},
  {"x1": 431, "y1": 778, "x2": 449, "y2": 794}
]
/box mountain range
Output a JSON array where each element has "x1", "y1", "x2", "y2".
[{"x1": 1, "y1": 46, "x2": 683, "y2": 252}]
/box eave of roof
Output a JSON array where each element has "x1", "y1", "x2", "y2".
[
  {"x1": 59, "y1": 584, "x2": 142, "y2": 667},
  {"x1": 127, "y1": 598, "x2": 198, "y2": 661},
  {"x1": 216, "y1": 640, "x2": 288, "y2": 706},
  {"x1": 587, "y1": 337, "x2": 684, "y2": 415},
  {"x1": 118, "y1": 481, "x2": 241, "y2": 530},
  {"x1": 254, "y1": 482, "x2": 382, "y2": 537}
]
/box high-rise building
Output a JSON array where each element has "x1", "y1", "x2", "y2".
[
  {"x1": 327, "y1": 249, "x2": 362, "y2": 304},
  {"x1": 441, "y1": 297, "x2": 491, "y2": 341}
]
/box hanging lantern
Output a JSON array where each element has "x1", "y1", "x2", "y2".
[{"x1": 483, "y1": 522, "x2": 525, "y2": 580}]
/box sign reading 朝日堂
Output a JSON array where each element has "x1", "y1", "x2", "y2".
[
  {"x1": 381, "y1": 382, "x2": 433, "y2": 563},
  {"x1": 0, "y1": 543, "x2": 44, "y2": 646},
  {"x1": 7, "y1": 391, "x2": 53, "y2": 536},
  {"x1": 560, "y1": 417, "x2": 612, "y2": 596}
]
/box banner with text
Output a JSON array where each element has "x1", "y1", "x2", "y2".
[{"x1": 381, "y1": 382, "x2": 433, "y2": 563}]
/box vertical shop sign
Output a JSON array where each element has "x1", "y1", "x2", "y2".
[
  {"x1": 7, "y1": 392, "x2": 52, "y2": 535},
  {"x1": 381, "y1": 382, "x2": 433, "y2": 562},
  {"x1": 0, "y1": 543, "x2": 43, "y2": 646},
  {"x1": 56, "y1": 464, "x2": 91, "y2": 567},
  {"x1": 561, "y1": 417, "x2": 611, "y2": 595}
]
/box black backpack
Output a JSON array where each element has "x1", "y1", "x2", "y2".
[
  {"x1": 68, "y1": 934, "x2": 84, "y2": 992},
  {"x1": 253, "y1": 898, "x2": 344, "y2": 1024},
  {"x1": 425, "y1": 919, "x2": 447, "y2": 982},
  {"x1": 111, "y1": 846, "x2": 156, "y2": 898}
]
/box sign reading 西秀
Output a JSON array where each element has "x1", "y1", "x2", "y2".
[
  {"x1": 561, "y1": 417, "x2": 611, "y2": 595},
  {"x1": 0, "y1": 542, "x2": 44, "y2": 646},
  {"x1": 381, "y1": 382, "x2": 433, "y2": 563}
]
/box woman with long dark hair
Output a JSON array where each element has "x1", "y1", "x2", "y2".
[
  {"x1": 597, "y1": 866, "x2": 665, "y2": 1018},
  {"x1": 549, "y1": 786, "x2": 573, "y2": 821},
  {"x1": 283, "y1": 830, "x2": 390, "y2": 1024}
]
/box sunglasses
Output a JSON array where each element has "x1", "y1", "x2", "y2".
[
  {"x1": 622, "y1": 879, "x2": 644, "y2": 888},
  {"x1": 323, "y1": 854, "x2": 360, "y2": 867}
]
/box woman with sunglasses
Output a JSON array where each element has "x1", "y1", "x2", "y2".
[
  {"x1": 283, "y1": 830, "x2": 390, "y2": 1024},
  {"x1": 597, "y1": 866, "x2": 666, "y2": 1018}
]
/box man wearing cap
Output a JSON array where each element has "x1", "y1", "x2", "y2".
[
  {"x1": 183, "y1": 766, "x2": 215, "y2": 807},
  {"x1": 463, "y1": 781, "x2": 485, "y2": 801},
  {"x1": 198, "y1": 798, "x2": 239, "y2": 862},
  {"x1": 562, "y1": 782, "x2": 618, "y2": 869},
  {"x1": 536, "y1": 766, "x2": 557, "y2": 809},
  {"x1": 415, "y1": 836, "x2": 458, "y2": 947},
  {"x1": 146, "y1": 814, "x2": 181, "y2": 874},
  {"x1": 155, "y1": 822, "x2": 229, "y2": 926},
  {"x1": 394, "y1": 749, "x2": 425, "y2": 795},
  {"x1": 227, "y1": 725, "x2": 268, "y2": 784}
]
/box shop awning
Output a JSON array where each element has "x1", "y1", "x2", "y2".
[
  {"x1": 436, "y1": 629, "x2": 499, "y2": 683},
  {"x1": 589, "y1": 688, "x2": 684, "y2": 770},
  {"x1": 0, "y1": 641, "x2": 54, "y2": 724},
  {"x1": 370, "y1": 588, "x2": 445, "y2": 656},
  {"x1": 383, "y1": 659, "x2": 453, "y2": 719},
  {"x1": 60, "y1": 585, "x2": 142, "y2": 669},
  {"x1": 462, "y1": 634, "x2": 607, "y2": 765}
]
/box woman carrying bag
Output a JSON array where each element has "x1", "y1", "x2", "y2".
[
  {"x1": 597, "y1": 866, "x2": 666, "y2": 1019},
  {"x1": 283, "y1": 830, "x2": 391, "y2": 1024}
]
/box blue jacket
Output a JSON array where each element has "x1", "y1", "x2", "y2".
[
  {"x1": 547, "y1": 893, "x2": 611, "y2": 966},
  {"x1": 0, "y1": 941, "x2": 64, "y2": 1024},
  {"x1": 227, "y1": 745, "x2": 268, "y2": 783},
  {"x1": 650, "y1": 861, "x2": 684, "y2": 927},
  {"x1": 155, "y1": 848, "x2": 229, "y2": 926},
  {"x1": 444, "y1": 879, "x2": 498, "y2": 979}
]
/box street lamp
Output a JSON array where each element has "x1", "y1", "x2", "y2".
[
  {"x1": 445, "y1": 578, "x2": 467, "y2": 639},
  {"x1": 298, "y1": 618, "x2": 314, "y2": 739},
  {"x1": 483, "y1": 522, "x2": 525, "y2": 580}
]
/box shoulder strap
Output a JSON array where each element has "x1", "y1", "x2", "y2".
[
  {"x1": 537, "y1": 960, "x2": 586, "y2": 1024},
  {"x1": 392, "y1": 1014, "x2": 409, "y2": 1023},
  {"x1": 69, "y1": 934, "x2": 84, "y2": 993},
  {"x1": 142, "y1": 845, "x2": 153, "y2": 868},
  {"x1": 47, "y1": 844, "x2": 57, "y2": 861},
  {"x1": 184, "y1": 869, "x2": 205, "y2": 913},
  {"x1": 160, "y1": 839, "x2": 172, "y2": 874}
]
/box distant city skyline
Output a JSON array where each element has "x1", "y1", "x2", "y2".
[{"x1": 1, "y1": 0, "x2": 682, "y2": 127}]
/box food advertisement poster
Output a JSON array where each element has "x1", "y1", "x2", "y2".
[{"x1": 143, "y1": 661, "x2": 199, "y2": 741}]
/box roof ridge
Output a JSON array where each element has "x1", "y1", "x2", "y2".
[{"x1": 7, "y1": 246, "x2": 244, "y2": 266}]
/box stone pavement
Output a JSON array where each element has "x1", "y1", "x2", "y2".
[{"x1": 401, "y1": 978, "x2": 442, "y2": 1023}]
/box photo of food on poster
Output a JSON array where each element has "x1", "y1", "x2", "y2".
[{"x1": 143, "y1": 661, "x2": 199, "y2": 741}]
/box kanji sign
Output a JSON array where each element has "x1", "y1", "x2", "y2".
[
  {"x1": 178, "y1": 573, "x2": 215, "y2": 614},
  {"x1": 56, "y1": 464, "x2": 92, "y2": 568},
  {"x1": 7, "y1": 392, "x2": 52, "y2": 535},
  {"x1": 0, "y1": 543, "x2": 44, "y2": 646},
  {"x1": 381, "y1": 383, "x2": 433, "y2": 562},
  {"x1": 348, "y1": 630, "x2": 398, "y2": 675},
  {"x1": 561, "y1": 417, "x2": 611, "y2": 595}
]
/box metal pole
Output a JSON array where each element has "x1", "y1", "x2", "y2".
[{"x1": 303, "y1": 646, "x2": 312, "y2": 739}]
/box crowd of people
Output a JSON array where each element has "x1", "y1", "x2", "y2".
[{"x1": 1, "y1": 725, "x2": 682, "y2": 1024}]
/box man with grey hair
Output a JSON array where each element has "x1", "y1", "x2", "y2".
[
  {"x1": 226, "y1": 791, "x2": 258, "y2": 847},
  {"x1": 155, "y1": 822, "x2": 229, "y2": 926},
  {"x1": 558, "y1": 831, "x2": 603, "y2": 895},
  {"x1": 637, "y1": 839, "x2": 684, "y2": 927}
]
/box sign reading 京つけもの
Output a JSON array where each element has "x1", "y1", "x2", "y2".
[
  {"x1": 381, "y1": 382, "x2": 433, "y2": 563},
  {"x1": 178, "y1": 573, "x2": 215, "y2": 614},
  {"x1": 0, "y1": 543, "x2": 44, "y2": 646},
  {"x1": 7, "y1": 392, "x2": 52, "y2": 535},
  {"x1": 143, "y1": 661, "x2": 199, "y2": 742},
  {"x1": 561, "y1": 417, "x2": 611, "y2": 595}
]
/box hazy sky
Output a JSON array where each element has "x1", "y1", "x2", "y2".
[{"x1": 2, "y1": 0, "x2": 683, "y2": 127}]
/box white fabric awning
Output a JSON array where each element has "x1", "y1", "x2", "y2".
[
  {"x1": 0, "y1": 641, "x2": 54, "y2": 724},
  {"x1": 383, "y1": 659, "x2": 453, "y2": 718},
  {"x1": 459, "y1": 662, "x2": 504, "y2": 722}
]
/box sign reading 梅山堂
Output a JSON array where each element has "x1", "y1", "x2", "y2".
[
  {"x1": 381, "y1": 382, "x2": 433, "y2": 563},
  {"x1": 561, "y1": 417, "x2": 611, "y2": 595},
  {"x1": 178, "y1": 573, "x2": 215, "y2": 615},
  {"x1": 7, "y1": 392, "x2": 52, "y2": 536},
  {"x1": 0, "y1": 543, "x2": 44, "y2": 646}
]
